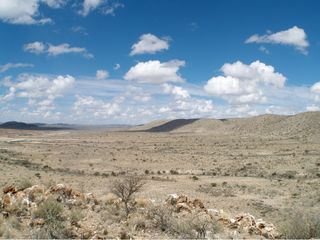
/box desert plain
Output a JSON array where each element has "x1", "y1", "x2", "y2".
[{"x1": 0, "y1": 112, "x2": 319, "y2": 238}]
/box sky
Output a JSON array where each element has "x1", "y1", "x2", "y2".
[{"x1": 1, "y1": 0, "x2": 320, "y2": 124}]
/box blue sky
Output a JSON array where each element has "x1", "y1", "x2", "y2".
[{"x1": 1, "y1": 0, "x2": 320, "y2": 124}]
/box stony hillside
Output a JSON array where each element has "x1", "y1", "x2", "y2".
[
  {"x1": 0, "y1": 181, "x2": 279, "y2": 239},
  {"x1": 134, "y1": 112, "x2": 320, "y2": 139}
]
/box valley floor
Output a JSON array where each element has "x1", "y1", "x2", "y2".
[{"x1": 0, "y1": 128, "x2": 319, "y2": 238}]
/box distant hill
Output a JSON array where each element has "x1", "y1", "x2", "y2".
[
  {"x1": 129, "y1": 111, "x2": 320, "y2": 139},
  {"x1": 0, "y1": 121, "x2": 72, "y2": 130},
  {"x1": 146, "y1": 119, "x2": 199, "y2": 132},
  {"x1": 0, "y1": 121, "x2": 131, "y2": 131},
  {"x1": 0, "y1": 121, "x2": 42, "y2": 130}
]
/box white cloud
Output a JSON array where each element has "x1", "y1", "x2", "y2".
[
  {"x1": 47, "y1": 43, "x2": 93, "y2": 58},
  {"x1": 0, "y1": 63, "x2": 34, "y2": 73},
  {"x1": 113, "y1": 63, "x2": 120, "y2": 70},
  {"x1": 79, "y1": 0, "x2": 124, "y2": 16},
  {"x1": 245, "y1": 26, "x2": 309, "y2": 54},
  {"x1": 162, "y1": 83, "x2": 190, "y2": 99},
  {"x1": 0, "y1": 0, "x2": 58, "y2": 25},
  {"x1": 259, "y1": 46, "x2": 270, "y2": 54},
  {"x1": 221, "y1": 60, "x2": 286, "y2": 88},
  {"x1": 96, "y1": 69, "x2": 109, "y2": 80},
  {"x1": 24, "y1": 42, "x2": 93, "y2": 58},
  {"x1": 23, "y1": 41, "x2": 47, "y2": 54},
  {"x1": 0, "y1": 87, "x2": 15, "y2": 102},
  {"x1": 12, "y1": 74, "x2": 75, "y2": 100},
  {"x1": 124, "y1": 60, "x2": 185, "y2": 84},
  {"x1": 311, "y1": 81, "x2": 320, "y2": 93},
  {"x1": 73, "y1": 95, "x2": 121, "y2": 118},
  {"x1": 159, "y1": 98, "x2": 214, "y2": 118},
  {"x1": 41, "y1": 0, "x2": 66, "y2": 8},
  {"x1": 102, "y1": 1, "x2": 124, "y2": 15},
  {"x1": 80, "y1": 0, "x2": 103, "y2": 16},
  {"x1": 71, "y1": 26, "x2": 88, "y2": 35},
  {"x1": 1, "y1": 74, "x2": 74, "y2": 117},
  {"x1": 130, "y1": 33, "x2": 170, "y2": 56},
  {"x1": 306, "y1": 105, "x2": 320, "y2": 112},
  {"x1": 204, "y1": 60, "x2": 286, "y2": 104},
  {"x1": 125, "y1": 86, "x2": 151, "y2": 102}
]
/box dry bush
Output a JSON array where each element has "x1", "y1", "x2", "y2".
[
  {"x1": 0, "y1": 216, "x2": 22, "y2": 238},
  {"x1": 16, "y1": 178, "x2": 33, "y2": 191},
  {"x1": 70, "y1": 208, "x2": 84, "y2": 225},
  {"x1": 280, "y1": 211, "x2": 320, "y2": 239},
  {"x1": 129, "y1": 214, "x2": 148, "y2": 231},
  {"x1": 111, "y1": 176, "x2": 145, "y2": 217},
  {"x1": 32, "y1": 198, "x2": 67, "y2": 239},
  {"x1": 170, "y1": 212, "x2": 221, "y2": 239},
  {"x1": 147, "y1": 204, "x2": 173, "y2": 232}
]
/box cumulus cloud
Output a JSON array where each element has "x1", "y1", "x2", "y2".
[
  {"x1": 130, "y1": 33, "x2": 170, "y2": 55},
  {"x1": 24, "y1": 42, "x2": 93, "y2": 58},
  {"x1": 13, "y1": 74, "x2": 75, "y2": 99},
  {"x1": 204, "y1": 60, "x2": 286, "y2": 104},
  {"x1": 1, "y1": 74, "x2": 74, "y2": 117},
  {"x1": 124, "y1": 60, "x2": 185, "y2": 84},
  {"x1": 23, "y1": 41, "x2": 46, "y2": 54},
  {"x1": 245, "y1": 26, "x2": 309, "y2": 54},
  {"x1": 96, "y1": 69, "x2": 109, "y2": 80},
  {"x1": 124, "y1": 86, "x2": 151, "y2": 102},
  {"x1": 79, "y1": 0, "x2": 124, "y2": 16},
  {"x1": 162, "y1": 83, "x2": 190, "y2": 99},
  {"x1": 311, "y1": 81, "x2": 320, "y2": 93},
  {"x1": 73, "y1": 95, "x2": 121, "y2": 118},
  {"x1": 159, "y1": 98, "x2": 214, "y2": 118},
  {"x1": 80, "y1": 0, "x2": 103, "y2": 16},
  {"x1": 0, "y1": 63, "x2": 34, "y2": 73},
  {"x1": 0, "y1": 0, "x2": 67, "y2": 25}
]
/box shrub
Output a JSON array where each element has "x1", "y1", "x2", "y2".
[
  {"x1": 280, "y1": 211, "x2": 320, "y2": 239},
  {"x1": 170, "y1": 170, "x2": 179, "y2": 175},
  {"x1": 33, "y1": 199, "x2": 64, "y2": 224},
  {"x1": 0, "y1": 216, "x2": 21, "y2": 238},
  {"x1": 147, "y1": 204, "x2": 173, "y2": 231},
  {"x1": 170, "y1": 212, "x2": 221, "y2": 238},
  {"x1": 32, "y1": 199, "x2": 67, "y2": 239},
  {"x1": 70, "y1": 208, "x2": 84, "y2": 225},
  {"x1": 16, "y1": 179, "x2": 33, "y2": 191},
  {"x1": 192, "y1": 176, "x2": 199, "y2": 181},
  {"x1": 111, "y1": 176, "x2": 145, "y2": 217}
]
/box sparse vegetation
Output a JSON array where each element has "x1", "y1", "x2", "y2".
[
  {"x1": 280, "y1": 211, "x2": 320, "y2": 239},
  {"x1": 32, "y1": 198, "x2": 67, "y2": 239},
  {"x1": 147, "y1": 204, "x2": 173, "y2": 231},
  {"x1": 111, "y1": 176, "x2": 145, "y2": 217}
]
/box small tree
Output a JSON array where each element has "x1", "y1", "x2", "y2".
[{"x1": 111, "y1": 176, "x2": 144, "y2": 217}]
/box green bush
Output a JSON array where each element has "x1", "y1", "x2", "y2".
[
  {"x1": 32, "y1": 199, "x2": 67, "y2": 239},
  {"x1": 33, "y1": 199, "x2": 64, "y2": 224},
  {"x1": 16, "y1": 179, "x2": 33, "y2": 191}
]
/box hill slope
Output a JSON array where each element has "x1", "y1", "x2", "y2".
[{"x1": 135, "y1": 112, "x2": 320, "y2": 139}]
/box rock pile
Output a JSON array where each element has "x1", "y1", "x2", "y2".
[
  {"x1": 165, "y1": 194, "x2": 206, "y2": 213},
  {"x1": 0, "y1": 184, "x2": 279, "y2": 239},
  {"x1": 165, "y1": 194, "x2": 279, "y2": 239},
  {"x1": 1, "y1": 184, "x2": 98, "y2": 213}
]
